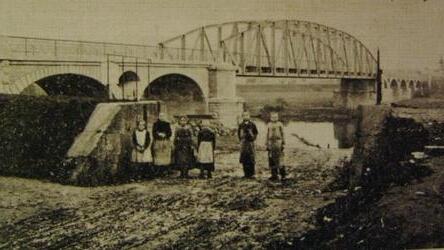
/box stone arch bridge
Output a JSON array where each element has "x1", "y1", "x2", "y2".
[{"x1": 380, "y1": 71, "x2": 435, "y2": 103}]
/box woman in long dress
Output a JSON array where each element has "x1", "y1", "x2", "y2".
[
  {"x1": 131, "y1": 120, "x2": 152, "y2": 180},
  {"x1": 173, "y1": 116, "x2": 195, "y2": 178},
  {"x1": 152, "y1": 113, "x2": 173, "y2": 175},
  {"x1": 197, "y1": 119, "x2": 216, "y2": 179}
]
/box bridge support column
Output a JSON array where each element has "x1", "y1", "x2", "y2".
[
  {"x1": 334, "y1": 79, "x2": 376, "y2": 109},
  {"x1": 102, "y1": 60, "x2": 123, "y2": 100},
  {"x1": 208, "y1": 65, "x2": 244, "y2": 127}
]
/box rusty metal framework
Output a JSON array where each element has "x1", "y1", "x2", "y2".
[{"x1": 159, "y1": 20, "x2": 377, "y2": 79}]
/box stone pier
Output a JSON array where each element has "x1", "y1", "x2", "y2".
[
  {"x1": 207, "y1": 65, "x2": 244, "y2": 127},
  {"x1": 334, "y1": 79, "x2": 376, "y2": 109}
]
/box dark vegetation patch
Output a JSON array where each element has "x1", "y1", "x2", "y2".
[
  {"x1": 359, "y1": 116, "x2": 429, "y2": 187},
  {"x1": 289, "y1": 158, "x2": 444, "y2": 250},
  {"x1": 424, "y1": 121, "x2": 444, "y2": 146},
  {"x1": 0, "y1": 95, "x2": 99, "y2": 181},
  {"x1": 267, "y1": 113, "x2": 444, "y2": 249}
]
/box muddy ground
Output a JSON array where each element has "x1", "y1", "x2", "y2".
[{"x1": 0, "y1": 144, "x2": 351, "y2": 249}]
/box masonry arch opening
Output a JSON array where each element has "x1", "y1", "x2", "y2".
[
  {"x1": 34, "y1": 74, "x2": 107, "y2": 98},
  {"x1": 144, "y1": 74, "x2": 206, "y2": 117}
]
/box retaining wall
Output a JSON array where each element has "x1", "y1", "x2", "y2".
[
  {"x1": 350, "y1": 105, "x2": 429, "y2": 186},
  {"x1": 0, "y1": 95, "x2": 162, "y2": 185}
]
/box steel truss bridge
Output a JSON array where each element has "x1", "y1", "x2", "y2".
[
  {"x1": 159, "y1": 20, "x2": 377, "y2": 79},
  {"x1": 1, "y1": 20, "x2": 377, "y2": 80}
]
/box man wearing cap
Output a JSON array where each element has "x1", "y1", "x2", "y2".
[{"x1": 238, "y1": 111, "x2": 258, "y2": 178}]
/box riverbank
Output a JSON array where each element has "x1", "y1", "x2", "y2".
[
  {"x1": 0, "y1": 146, "x2": 352, "y2": 249},
  {"x1": 272, "y1": 97, "x2": 444, "y2": 249},
  {"x1": 281, "y1": 152, "x2": 444, "y2": 249}
]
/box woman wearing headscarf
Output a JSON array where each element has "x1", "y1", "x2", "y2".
[{"x1": 173, "y1": 116, "x2": 195, "y2": 178}]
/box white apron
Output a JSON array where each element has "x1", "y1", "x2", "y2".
[
  {"x1": 198, "y1": 141, "x2": 214, "y2": 164},
  {"x1": 131, "y1": 130, "x2": 153, "y2": 163},
  {"x1": 152, "y1": 140, "x2": 172, "y2": 166}
]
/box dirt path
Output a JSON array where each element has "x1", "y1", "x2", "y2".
[{"x1": 0, "y1": 147, "x2": 351, "y2": 249}]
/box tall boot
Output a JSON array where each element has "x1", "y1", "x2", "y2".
[
  {"x1": 269, "y1": 168, "x2": 279, "y2": 181},
  {"x1": 279, "y1": 166, "x2": 287, "y2": 181},
  {"x1": 242, "y1": 164, "x2": 249, "y2": 178},
  {"x1": 199, "y1": 170, "x2": 205, "y2": 179},
  {"x1": 250, "y1": 164, "x2": 256, "y2": 178}
]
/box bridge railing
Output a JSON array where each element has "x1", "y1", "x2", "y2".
[
  {"x1": 0, "y1": 35, "x2": 218, "y2": 65},
  {"x1": 0, "y1": 35, "x2": 162, "y2": 62},
  {"x1": 0, "y1": 35, "x2": 377, "y2": 78}
]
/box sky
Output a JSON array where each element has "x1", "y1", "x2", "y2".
[{"x1": 0, "y1": 0, "x2": 443, "y2": 71}]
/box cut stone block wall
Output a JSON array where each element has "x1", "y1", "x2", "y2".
[{"x1": 66, "y1": 101, "x2": 162, "y2": 185}]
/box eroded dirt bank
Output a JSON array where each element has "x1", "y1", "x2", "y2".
[
  {"x1": 0, "y1": 147, "x2": 351, "y2": 249},
  {"x1": 274, "y1": 101, "x2": 444, "y2": 249}
]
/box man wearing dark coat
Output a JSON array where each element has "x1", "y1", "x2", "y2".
[{"x1": 238, "y1": 111, "x2": 258, "y2": 178}]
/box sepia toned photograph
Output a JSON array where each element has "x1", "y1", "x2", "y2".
[{"x1": 0, "y1": 0, "x2": 443, "y2": 249}]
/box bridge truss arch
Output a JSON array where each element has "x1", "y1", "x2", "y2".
[{"x1": 159, "y1": 20, "x2": 377, "y2": 79}]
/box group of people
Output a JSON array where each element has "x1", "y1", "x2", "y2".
[
  {"x1": 238, "y1": 111, "x2": 286, "y2": 181},
  {"x1": 131, "y1": 113, "x2": 216, "y2": 179},
  {"x1": 131, "y1": 110, "x2": 287, "y2": 182}
]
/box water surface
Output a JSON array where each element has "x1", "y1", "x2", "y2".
[{"x1": 254, "y1": 119, "x2": 355, "y2": 149}]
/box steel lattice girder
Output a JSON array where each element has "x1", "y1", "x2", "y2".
[{"x1": 159, "y1": 20, "x2": 377, "y2": 79}]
